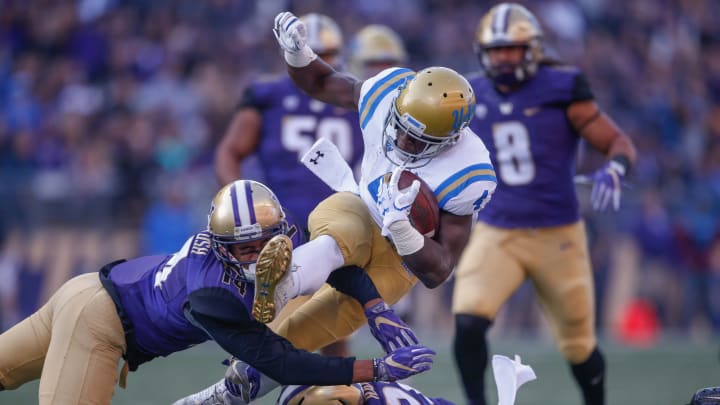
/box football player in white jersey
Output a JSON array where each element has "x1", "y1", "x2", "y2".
[{"x1": 174, "y1": 11, "x2": 497, "y2": 405}]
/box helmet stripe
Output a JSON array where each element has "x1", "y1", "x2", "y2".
[
  {"x1": 244, "y1": 180, "x2": 256, "y2": 224},
  {"x1": 232, "y1": 180, "x2": 253, "y2": 227},
  {"x1": 229, "y1": 183, "x2": 242, "y2": 226},
  {"x1": 492, "y1": 3, "x2": 511, "y2": 35}
]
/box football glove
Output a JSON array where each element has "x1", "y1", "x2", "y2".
[
  {"x1": 223, "y1": 358, "x2": 279, "y2": 404},
  {"x1": 365, "y1": 301, "x2": 419, "y2": 353},
  {"x1": 374, "y1": 345, "x2": 435, "y2": 382},
  {"x1": 590, "y1": 159, "x2": 626, "y2": 211},
  {"x1": 273, "y1": 11, "x2": 317, "y2": 67},
  {"x1": 376, "y1": 165, "x2": 420, "y2": 237}
]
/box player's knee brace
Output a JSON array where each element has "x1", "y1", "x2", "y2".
[
  {"x1": 454, "y1": 314, "x2": 492, "y2": 405},
  {"x1": 570, "y1": 347, "x2": 605, "y2": 405}
]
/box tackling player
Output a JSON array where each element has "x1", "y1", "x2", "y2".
[
  {"x1": 451, "y1": 4, "x2": 637, "y2": 405},
  {"x1": 0, "y1": 180, "x2": 435, "y2": 404},
  {"x1": 176, "y1": 10, "x2": 497, "y2": 405}
]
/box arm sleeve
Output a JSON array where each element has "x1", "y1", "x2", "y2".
[
  {"x1": 571, "y1": 72, "x2": 594, "y2": 102},
  {"x1": 326, "y1": 265, "x2": 381, "y2": 306},
  {"x1": 187, "y1": 287, "x2": 355, "y2": 386}
]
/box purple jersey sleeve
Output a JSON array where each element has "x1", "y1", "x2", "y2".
[
  {"x1": 108, "y1": 232, "x2": 254, "y2": 360},
  {"x1": 470, "y1": 64, "x2": 592, "y2": 228}
]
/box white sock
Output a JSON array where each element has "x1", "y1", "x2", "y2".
[{"x1": 291, "y1": 235, "x2": 345, "y2": 295}]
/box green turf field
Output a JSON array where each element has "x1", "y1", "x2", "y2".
[{"x1": 3, "y1": 333, "x2": 717, "y2": 404}]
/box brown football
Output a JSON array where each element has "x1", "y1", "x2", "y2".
[{"x1": 398, "y1": 170, "x2": 440, "y2": 238}]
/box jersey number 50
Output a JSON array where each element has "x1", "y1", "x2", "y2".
[
  {"x1": 282, "y1": 116, "x2": 354, "y2": 161},
  {"x1": 492, "y1": 121, "x2": 535, "y2": 185}
]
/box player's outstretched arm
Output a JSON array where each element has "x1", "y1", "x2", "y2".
[
  {"x1": 273, "y1": 12, "x2": 361, "y2": 111},
  {"x1": 326, "y1": 266, "x2": 420, "y2": 353}
]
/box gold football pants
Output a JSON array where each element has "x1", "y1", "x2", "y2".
[
  {"x1": 452, "y1": 221, "x2": 596, "y2": 363},
  {"x1": 0, "y1": 273, "x2": 126, "y2": 404},
  {"x1": 274, "y1": 192, "x2": 417, "y2": 351}
]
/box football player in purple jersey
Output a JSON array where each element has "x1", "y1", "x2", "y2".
[
  {"x1": 0, "y1": 180, "x2": 434, "y2": 404},
  {"x1": 452, "y1": 4, "x2": 637, "y2": 405}
]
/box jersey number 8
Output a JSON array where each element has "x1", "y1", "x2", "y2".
[{"x1": 492, "y1": 121, "x2": 535, "y2": 185}]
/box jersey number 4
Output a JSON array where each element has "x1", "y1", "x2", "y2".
[
  {"x1": 492, "y1": 121, "x2": 535, "y2": 185},
  {"x1": 282, "y1": 115, "x2": 354, "y2": 161}
]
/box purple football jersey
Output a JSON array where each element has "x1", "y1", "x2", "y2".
[
  {"x1": 469, "y1": 64, "x2": 593, "y2": 228},
  {"x1": 245, "y1": 76, "x2": 363, "y2": 228},
  {"x1": 107, "y1": 231, "x2": 254, "y2": 358}
]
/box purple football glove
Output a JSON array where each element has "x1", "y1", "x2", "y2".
[
  {"x1": 590, "y1": 160, "x2": 626, "y2": 211},
  {"x1": 374, "y1": 345, "x2": 436, "y2": 382},
  {"x1": 365, "y1": 301, "x2": 419, "y2": 353},
  {"x1": 222, "y1": 358, "x2": 279, "y2": 404}
]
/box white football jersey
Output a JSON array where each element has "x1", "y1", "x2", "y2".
[{"x1": 356, "y1": 67, "x2": 497, "y2": 227}]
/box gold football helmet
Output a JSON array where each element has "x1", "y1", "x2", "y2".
[
  {"x1": 349, "y1": 25, "x2": 407, "y2": 79},
  {"x1": 475, "y1": 2, "x2": 543, "y2": 86},
  {"x1": 281, "y1": 384, "x2": 362, "y2": 405},
  {"x1": 384, "y1": 67, "x2": 475, "y2": 167},
  {"x1": 208, "y1": 180, "x2": 288, "y2": 275},
  {"x1": 300, "y1": 13, "x2": 343, "y2": 67}
]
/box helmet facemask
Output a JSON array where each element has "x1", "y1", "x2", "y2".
[
  {"x1": 477, "y1": 40, "x2": 541, "y2": 87},
  {"x1": 207, "y1": 180, "x2": 289, "y2": 283},
  {"x1": 382, "y1": 100, "x2": 461, "y2": 168}
]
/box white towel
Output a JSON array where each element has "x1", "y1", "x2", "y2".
[
  {"x1": 492, "y1": 354, "x2": 537, "y2": 405},
  {"x1": 301, "y1": 138, "x2": 359, "y2": 194}
]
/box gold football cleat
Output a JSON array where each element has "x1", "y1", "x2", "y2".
[{"x1": 252, "y1": 234, "x2": 293, "y2": 323}]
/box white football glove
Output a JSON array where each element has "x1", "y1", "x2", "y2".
[
  {"x1": 376, "y1": 166, "x2": 420, "y2": 237},
  {"x1": 272, "y1": 12, "x2": 317, "y2": 67}
]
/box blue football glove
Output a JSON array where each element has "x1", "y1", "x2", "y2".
[
  {"x1": 590, "y1": 160, "x2": 626, "y2": 211},
  {"x1": 374, "y1": 345, "x2": 436, "y2": 382},
  {"x1": 365, "y1": 301, "x2": 419, "y2": 353}
]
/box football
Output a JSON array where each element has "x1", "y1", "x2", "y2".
[{"x1": 397, "y1": 170, "x2": 440, "y2": 238}]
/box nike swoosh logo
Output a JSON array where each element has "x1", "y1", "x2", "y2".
[
  {"x1": 524, "y1": 107, "x2": 540, "y2": 116},
  {"x1": 385, "y1": 357, "x2": 416, "y2": 372},
  {"x1": 374, "y1": 317, "x2": 409, "y2": 330}
]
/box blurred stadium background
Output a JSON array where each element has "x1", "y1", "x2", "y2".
[{"x1": 0, "y1": 0, "x2": 718, "y2": 403}]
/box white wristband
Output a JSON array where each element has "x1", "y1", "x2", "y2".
[
  {"x1": 387, "y1": 220, "x2": 425, "y2": 256},
  {"x1": 284, "y1": 44, "x2": 318, "y2": 68}
]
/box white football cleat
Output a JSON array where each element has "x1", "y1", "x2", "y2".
[
  {"x1": 253, "y1": 234, "x2": 294, "y2": 323},
  {"x1": 172, "y1": 379, "x2": 242, "y2": 405}
]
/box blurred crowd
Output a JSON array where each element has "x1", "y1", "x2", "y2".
[{"x1": 0, "y1": 0, "x2": 719, "y2": 341}]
